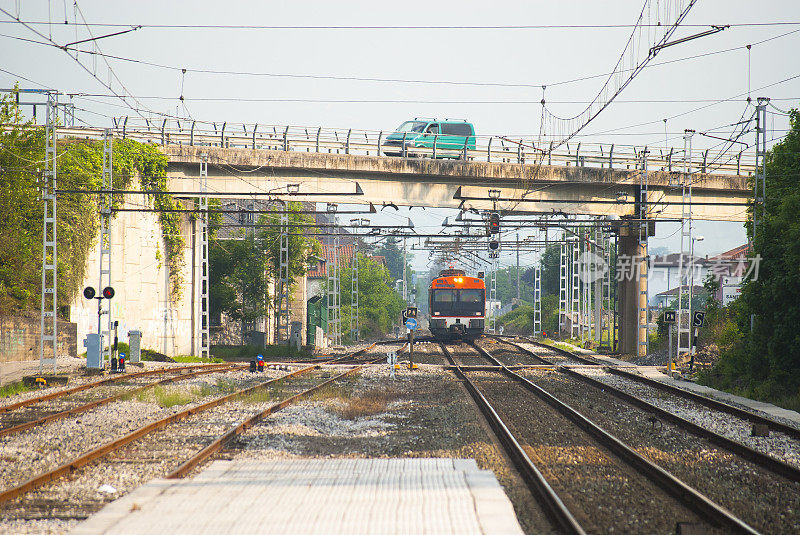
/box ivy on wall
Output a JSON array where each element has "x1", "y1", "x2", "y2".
[{"x1": 0, "y1": 86, "x2": 184, "y2": 315}]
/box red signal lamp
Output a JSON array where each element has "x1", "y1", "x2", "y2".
[{"x1": 102, "y1": 286, "x2": 115, "y2": 299}]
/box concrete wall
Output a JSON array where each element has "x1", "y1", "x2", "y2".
[
  {"x1": 0, "y1": 315, "x2": 77, "y2": 362},
  {"x1": 68, "y1": 194, "x2": 199, "y2": 357}
]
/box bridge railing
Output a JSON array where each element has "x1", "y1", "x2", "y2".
[{"x1": 54, "y1": 119, "x2": 756, "y2": 177}]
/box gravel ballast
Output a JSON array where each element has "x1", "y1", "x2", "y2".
[{"x1": 521, "y1": 368, "x2": 800, "y2": 534}]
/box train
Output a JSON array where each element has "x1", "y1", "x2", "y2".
[{"x1": 428, "y1": 269, "x2": 486, "y2": 340}]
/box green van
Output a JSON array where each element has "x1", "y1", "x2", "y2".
[{"x1": 383, "y1": 118, "x2": 476, "y2": 158}]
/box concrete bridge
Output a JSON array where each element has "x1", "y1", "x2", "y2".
[
  {"x1": 58, "y1": 122, "x2": 753, "y2": 221},
  {"x1": 164, "y1": 144, "x2": 751, "y2": 221}
]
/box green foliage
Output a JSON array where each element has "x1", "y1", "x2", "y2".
[
  {"x1": 172, "y1": 355, "x2": 224, "y2": 363},
  {"x1": 338, "y1": 253, "x2": 406, "y2": 340},
  {"x1": 117, "y1": 139, "x2": 183, "y2": 298},
  {"x1": 210, "y1": 235, "x2": 269, "y2": 323},
  {"x1": 137, "y1": 385, "x2": 197, "y2": 407},
  {"x1": 211, "y1": 343, "x2": 312, "y2": 360},
  {"x1": 210, "y1": 202, "x2": 320, "y2": 335},
  {"x1": 497, "y1": 294, "x2": 559, "y2": 335},
  {"x1": 373, "y1": 237, "x2": 412, "y2": 283},
  {"x1": 701, "y1": 107, "x2": 800, "y2": 409},
  {"x1": 0, "y1": 87, "x2": 180, "y2": 314},
  {"x1": 258, "y1": 201, "x2": 322, "y2": 307},
  {"x1": 539, "y1": 244, "x2": 561, "y2": 296},
  {"x1": 0, "y1": 380, "x2": 31, "y2": 398}
]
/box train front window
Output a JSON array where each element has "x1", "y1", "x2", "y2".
[
  {"x1": 458, "y1": 289, "x2": 485, "y2": 314},
  {"x1": 433, "y1": 289, "x2": 455, "y2": 303},
  {"x1": 460, "y1": 289, "x2": 482, "y2": 303},
  {"x1": 432, "y1": 289, "x2": 455, "y2": 314}
]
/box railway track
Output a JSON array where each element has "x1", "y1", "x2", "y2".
[
  {"x1": 479, "y1": 339, "x2": 800, "y2": 534},
  {"x1": 487, "y1": 335, "x2": 599, "y2": 366},
  {"x1": 166, "y1": 350, "x2": 398, "y2": 478},
  {"x1": 0, "y1": 363, "x2": 234, "y2": 414},
  {"x1": 0, "y1": 342, "x2": 384, "y2": 440},
  {"x1": 0, "y1": 343, "x2": 390, "y2": 519},
  {"x1": 441, "y1": 340, "x2": 760, "y2": 534},
  {"x1": 438, "y1": 342, "x2": 585, "y2": 535},
  {"x1": 491, "y1": 338, "x2": 800, "y2": 478},
  {"x1": 0, "y1": 364, "x2": 245, "y2": 439}
]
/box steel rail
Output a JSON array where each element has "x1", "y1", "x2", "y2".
[
  {"x1": 557, "y1": 367, "x2": 800, "y2": 484},
  {"x1": 0, "y1": 347, "x2": 374, "y2": 505},
  {"x1": 605, "y1": 367, "x2": 800, "y2": 441},
  {"x1": 0, "y1": 365, "x2": 319, "y2": 505},
  {"x1": 0, "y1": 364, "x2": 246, "y2": 439},
  {"x1": 0, "y1": 363, "x2": 233, "y2": 414},
  {"x1": 468, "y1": 342, "x2": 761, "y2": 535},
  {"x1": 490, "y1": 335, "x2": 600, "y2": 366},
  {"x1": 438, "y1": 342, "x2": 587, "y2": 535},
  {"x1": 509, "y1": 337, "x2": 800, "y2": 441},
  {"x1": 166, "y1": 353, "x2": 393, "y2": 478},
  {"x1": 488, "y1": 338, "x2": 800, "y2": 482}
]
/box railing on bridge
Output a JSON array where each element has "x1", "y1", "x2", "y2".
[{"x1": 55, "y1": 118, "x2": 755, "y2": 177}]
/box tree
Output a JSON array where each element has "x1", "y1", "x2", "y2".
[
  {"x1": 209, "y1": 202, "x2": 321, "y2": 339},
  {"x1": 209, "y1": 236, "x2": 267, "y2": 324},
  {"x1": 707, "y1": 107, "x2": 800, "y2": 405},
  {"x1": 338, "y1": 253, "x2": 406, "y2": 340},
  {"x1": 373, "y1": 237, "x2": 412, "y2": 284},
  {"x1": 539, "y1": 244, "x2": 561, "y2": 296}
]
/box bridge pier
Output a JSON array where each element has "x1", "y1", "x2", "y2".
[{"x1": 618, "y1": 228, "x2": 648, "y2": 357}]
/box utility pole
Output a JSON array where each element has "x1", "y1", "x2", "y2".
[
  {"x1": 753, "y1": 97, "x2": 769, "y2": 238},
  {"x1": 326, "y1": 204, "x2": 341, "y2": 347},
  {"x1": 199, "y1": 154, "x2": 210, "y2": 359},
  {"x1": 571, "y1": 236, "x2": 579, "y2": 339},
  {"x1": 276, "y1": 205, "x2": 290, "y2": 343},
  {"x1": 516, "y1": 233, "x2": 520, "y2": 302},
  {"x1": 402, "y1": 237, "x2": 408, "y2": 303},
  {"x1": 350, "y1": 223, "x2": 360, "y2": 342},
  {"x1": 675, "y1": 131, "x2": 694, "y2": 370},
  {"x1": 98, "y1": 128, "x2": 113, "y2": 367},
  {"x1": 39, "y1": 91, "x2": 58, "y2": 374},
  {"x1": 638, "y1": 150, "x2": 650, "y2": 358},
  {"x1": 559, "y1": 238, "x2": 567, "y2": 337}
]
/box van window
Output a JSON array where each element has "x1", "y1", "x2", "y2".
[
  {"x1": 396, "y1": 121, "x2": 427, "y2": 133},
  {"x1": 441, "y1": 123, "x2": 472, "y2": 136},
  {"x1": 426, "y1": 123, "x2": 440, "y2": 134}
]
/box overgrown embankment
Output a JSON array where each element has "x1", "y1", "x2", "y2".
[{"x1": 0, "y1": 88, "x2": 182, "y2": 318}]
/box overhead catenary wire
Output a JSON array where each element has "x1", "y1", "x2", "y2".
[
  {"x1": 1, "y1": 26, "x2": 798, "y2": 92},
  {"x1": 2, "y1": 20, "x2": 799, "y2": 29},
  {"x1": 0, "y1": 5, "x2": 151, "y2": 121}
]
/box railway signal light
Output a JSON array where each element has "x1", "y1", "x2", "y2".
[
  {"x1": 489, "y1": 240, "x2": 499, "y2": 251},
  {"x1": 84, "y1": 286, "x2": 115, "y2": 300},
  {"x1": 488, "y1": 212, "x2": 500, "y2": 235}
]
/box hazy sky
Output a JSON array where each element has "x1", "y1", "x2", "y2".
[{"x1": 2, "y1": 0, "x2": 798, "y2": 271}]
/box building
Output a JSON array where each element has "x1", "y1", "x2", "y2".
[
  {"x1": 652, "y1": 285, "x2": 707, "y2": 309},
  {"x1": 707, "y1": 244, "x2": 751, "y2": 304},
  {"x1": 648, "y1": 253, "x2": 709, "y2": 306}
]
